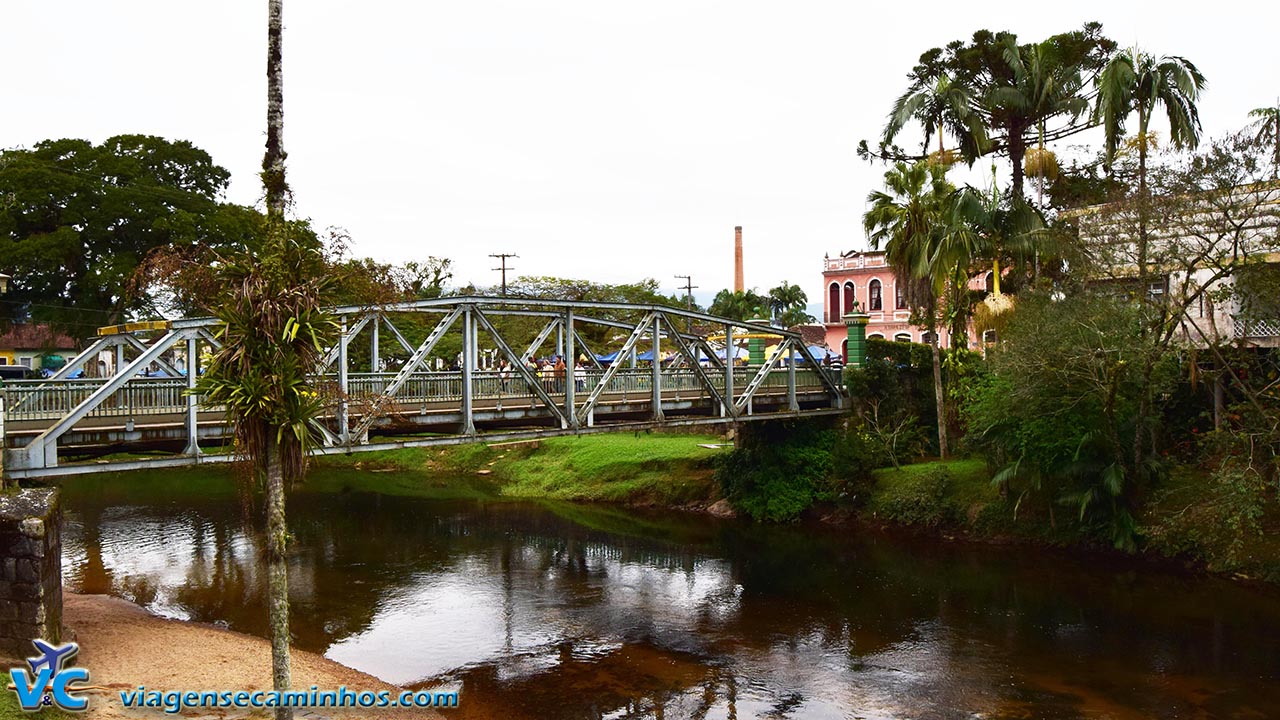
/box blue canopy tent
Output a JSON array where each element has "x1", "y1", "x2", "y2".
[{"x1": 797, "y1": 345, "x2": 837, "y2": 363}]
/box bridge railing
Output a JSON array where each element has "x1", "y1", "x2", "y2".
[
  {"x1": 3, "y1": 377, "x2": 189, "y2": 423},
  {"x1": 1, "y1": 365, "x2": 832, "y2": 424}
]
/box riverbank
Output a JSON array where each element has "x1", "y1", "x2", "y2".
[
  {"x1": 0, "y1": 593, "x2": 441, "y2": 720},
  {"x1": 49, "y1": 431, "x2": 1279, "y2": 584},
  {"x1": 312, "y1": 433, "x2": 1280, "y2": 584}
]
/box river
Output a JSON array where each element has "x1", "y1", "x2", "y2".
[{"x1": 57, "y1": 469, "x2": 1280, "y2": 719}]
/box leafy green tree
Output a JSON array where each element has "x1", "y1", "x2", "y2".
[
  {"x1": 708, "y1": 289, "x2": 768, "y2": 322},
  {"x1": 0, "y1": 135, "x2": 245, "y2": 338},
  {"x1": 863, "y1": 160, "x2": 958, "y2": 457},
  {"x1": 963, "y1": 290, "x2": 1164, "y2": 548},
  {"x1": 767, "y1": 281, "x2": 814, "y2": 327}
]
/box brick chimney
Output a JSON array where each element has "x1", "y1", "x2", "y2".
[{"x1": 734, "y1": 226, "x2": 744, "y2": 292}]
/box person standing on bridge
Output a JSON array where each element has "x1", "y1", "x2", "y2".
[
  {"x1": 553, "y1": 356, "x2": 566, "y2": 393},
  {"x1": 574, "y1": 360, "x2": 586, "y2": 392},
  {"x1": 498, "y1": 359, "x2": 511, "y2": 393}
]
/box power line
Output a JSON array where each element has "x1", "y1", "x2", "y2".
[{"x1": 490, "y1": 253, "x2": 517, "y2": 296}]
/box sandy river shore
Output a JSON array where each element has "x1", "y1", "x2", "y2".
[{"x1": 5, "y1": 593, "x2": 442, "y2": 719}]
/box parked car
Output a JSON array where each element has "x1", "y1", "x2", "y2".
[{"x1": 0, "y1": 365, "x2": 41, "y2": 381}]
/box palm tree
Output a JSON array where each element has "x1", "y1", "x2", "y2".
[
  {"x1": 986, "y1": 35, "x2": 1091, "y2": 201},
  {"x1": 876, "y1": 25, "x2": 1112, "y2": 201},
  {"x1": 767, "y1": 282, "x2": 813, "y2": 328},
  {"x1": 1248, "y1": 103, "x2": 1279, "y2": 179},
  {"x1": 883, "y1": 69, "x2": 988, "y2": 165},
  {"x1": 950, "y1": 170, "x2": 1048, "y2": 334},
  {"x1": 203, "y1": 2, "x2": 306, "y2": 718},
  {"x1": 1094, "y1": 47, "x2": 1207, "y2": 198},
  {"x1": 863, "y1": 161, "x2": 957, "y2": 457},
  {"x1": 709, "y1": 289, "x2": 767, "y2": 322}
]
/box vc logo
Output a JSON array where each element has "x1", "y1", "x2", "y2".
[{"x1": 8, "y1": 639, "x2": 90, "y2": 712}]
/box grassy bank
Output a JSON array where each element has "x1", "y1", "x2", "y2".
[
  {"x1": 859, "y1": 456, "x2": 1280, "y2": 582},
  {"x1": 315, "y1": 432, "x2": 723, "y2": 506}
]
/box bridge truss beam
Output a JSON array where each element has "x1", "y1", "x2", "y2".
[{"x1": 1, "y1": 296, "x2": 844, "y2": 478}]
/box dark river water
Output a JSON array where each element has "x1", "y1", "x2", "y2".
[{"x1": 58, "y1": 470, "x2": 1280, "y2": 719}]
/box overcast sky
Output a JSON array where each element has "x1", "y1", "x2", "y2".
[{"x1": 4, "y1": 1, "x2": 1275, "y2": 310}]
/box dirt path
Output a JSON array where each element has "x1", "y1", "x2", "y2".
[{"x1": 15, "y1": 593, "x2": 445, "y2": 719}]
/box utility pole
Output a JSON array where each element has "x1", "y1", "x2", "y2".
[
  {"x1": 490, "y1": 253, "x2": 517, "y2": 296},
  {"x1": 675, "y1": 274, "x2": 697, "y2": 331}
]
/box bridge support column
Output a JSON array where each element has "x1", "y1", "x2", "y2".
[
  {"x1": 184, "y1": 335, "x2": 201, "y2": 457},
  {"x1": 651, "y1": 315, "x2": 663, "y2": 421},
  {"x1": 338, "y1": 315, "x2": 350, "y2": 445},
  {"x1": 723, "y1": 324, "x2": 735, "y2": 418},
  {"x1": 564, "y1": 309, "x2": 577, "y2": 429},
  {"x1": 461, "y1": 307, "x2": 476, "y2": 435},
  {"x1": 748, "y1": 316, "x2": 767, "y2": 366},
  {"x1": 843, "y1": 310, "x2": 870, "y2": 368},
  {"x1": 787, "y1": 340, "x2": 799, "y2": 412},
  {"x1": 370, "y1": 316, "x2": 380, "y2": 372}
]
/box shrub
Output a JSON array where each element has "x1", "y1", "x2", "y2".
[
  {"x1": 871, "y1": 466, "x2": 954, "y2": 527},
  {"x1": 716, "y1": 420, "x2": 835, "y2": 522}
]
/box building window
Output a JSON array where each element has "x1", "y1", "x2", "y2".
[
  {"x1": 983, "y1": 329, "x2": 998, "y2": 344},
  {"x1": 895, "y1": 282, "x2": 907, "y2": 309},
  {"x1": 828, "y1": 283, "x2": 840, "y2": 323},
  {"x1": 894, "y1": 332, "x2": 911, "y2": 342},
  {"x1": 18, "y1": 357, "x2": 32, "y2": 368},
  {"x1": 868, "y1": 333, "x2": 885, "y2": 340},
  {"x1": 869, "y1": 279, "x2": 882, "y2": 311},
  {"x1": 984, "y1": 271, "x2": 995, "y2": 294},
  {"x1": 843, "y1": 282, "x2": 856, "y2": 314},
  {"x1": 921, "y1": 331, "x2": 937, "y2": 345},
  {"x1": 1147, "y1": 279, "x2": 1167, "y2": 301},
  {"x1": 0, "y1": 358, "x2": 7, "y2": 365}
]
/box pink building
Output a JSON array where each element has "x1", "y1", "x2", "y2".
[{"x1": 821, "y1": 250, "x2": 975, "y2": 358}]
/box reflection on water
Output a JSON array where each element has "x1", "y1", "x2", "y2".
[{"x1": 60, "y1": 472, "x2": 1280, "y2": 719}]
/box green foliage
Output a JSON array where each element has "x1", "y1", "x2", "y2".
[
  {"x1": 766, "y1": 281, "x2": 814, "y2": 327},
  {"x1": 868, "y1": 465, "x2": 955, "y2": 526},
  {"x1": 708, "y1": 288, "x2": 768, "y2": 322},
  {"x1": 846, "y1": 338, "x2": 988, "y2": 463},
  {"x1": 1094, "y1": 47, "x2": 1207, "y2": 165},
  {"x1": 962, "y1": 290, "x2": 1177, "y2": 549},
  {"x1": 194, "y1": 220, "x2": 336, "y2": 484},
  {"x1": 1144, "y1": 465, "x2": 1279, "y2": 581},
  {"x1": 0, "y1": 135, "x2": 248, "y2": 337},
  {"x1": 717, "y1": 420, "x2": 836, "y2": 522},
  {"x1": 867, "y1": 23, "x2": 1115, "y2": 200}
]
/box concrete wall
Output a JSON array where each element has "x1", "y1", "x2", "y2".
[{"x1": 0, "y1": 488, "x2": 61, "y2": 654}]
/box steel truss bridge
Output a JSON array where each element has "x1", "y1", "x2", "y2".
[{"x1": 0, "y1": 297, "x2": 845, "y2": 480}]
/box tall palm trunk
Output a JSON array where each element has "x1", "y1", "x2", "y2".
[
  {"x1": 1135, "y1": 106, "x2": 1153, "y2": 284},
  {"x1": 264, "y1": 2, "x2": 292, "y2": 719},
  {"x1": 265, "y1": 433, "x2": 292, "y2": 720},
  {"x1": 265, "y1": 0, "x2": 287, "y2": 216},
  {"x1": 1008, "y1": 124, "x2": 1026, "y2": 202},
  {"x1": 929, "y1": 313, "x2": 948, "y2": 459}
]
